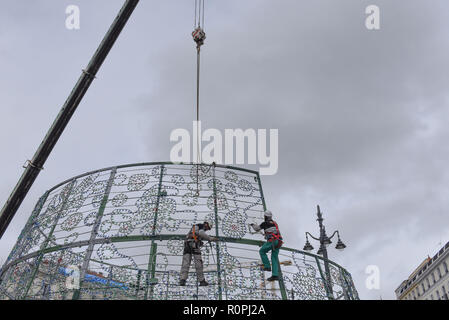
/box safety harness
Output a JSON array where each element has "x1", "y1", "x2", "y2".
[
  {"x1": 265, "y1": 221, "x2": 283, "y2": 249},
  {"x1": 191, "y1": 225, "x2": 199, "y2": 243},
  {"x1": 184, "y1": 224, "x2": 204, "y2": 254},
  {"x1": 186, "y1": 224, "x2": 204, "y2": 246}
]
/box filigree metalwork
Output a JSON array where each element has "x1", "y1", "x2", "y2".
[{"x1": 0, "y1": 162, "x2": 358, "y2": 300}]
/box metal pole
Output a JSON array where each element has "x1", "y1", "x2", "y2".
[
  {"x1": 0, "y1": 0, "x2": 140, "y2": 239},
  {"x1": 148, "y1": 243, "x2": 158, "y2": 299},
  {"x1": 22, "y1": 179, "x2": 76, "y2": 299},
  {"x1": 146, "y1": 165, "x2": 164, "y2": 300},
  {"x1": 211, "y1": 163, "x2": 222, "y2": 300},
  {"x1": 316, "y1": 205, "x2": 334, "y2": 299},
  {"x1": 44, "y1": 250, "x2": 64, "y2": 299},
  {"x1": 255, "y1": 173, "x2": 267, "y2": 212},
  {"x1": 256, "y1": 173, "x2": 288, "y2": 300},
  {"x1": 313, "y1": 256, "x2": 329, "y2": 299},
  {"x1": 135, "y1": 269, "x2": 142, "y2": 299},
  {"x1": 72, "y1": 168, "x2": 117, "y2": 300},
  {"x1": 321, "y1": 251, "x2": 334, "y2": 299},
  {"x1": 3, "y1": 191, "x2": 49, "y2": 270},
  {"x1": 165, "y1": 271, "x2": 169, "y2": 300}
]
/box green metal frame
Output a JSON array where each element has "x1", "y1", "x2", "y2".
[
  {"x1": 0, "y1": 162, "x2": 358, "y2": 300},
  {"x1": 255, "y1": 172, "x2": 288, "y2": 300},
  {"x1": 2, "y1": 234, "x2": 357, "y2": 300},
  {"x1": 212, "y1": 163, "x2": 222, "y2": 300},
  {"x1": 22, "y1": 179, "x2": 76, "y2": 299},
  {"x1": 315, "y1": 256, "x2": 333, "y2": 299},
  {"x1": 145, "y1": 165, "x2": 165, "y2": 300},
  {"x1": 72, "y1": 168, "x2": 117, "y2": 300},
  {"x1": 3, "y1": 234, "x2": 352, "y2": 276}
]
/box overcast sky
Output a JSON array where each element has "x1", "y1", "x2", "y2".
[{"x1": 1, "y1": 0, "x2": 449, "y2": 300}]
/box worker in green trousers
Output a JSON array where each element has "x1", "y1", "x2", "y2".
[{"x1": 250, "y1": 210, "x2": 283, "y2": 281}]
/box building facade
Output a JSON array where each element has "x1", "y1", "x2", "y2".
[{"x1": 395, "y1": 241, "x2": 449, "y2": 300}]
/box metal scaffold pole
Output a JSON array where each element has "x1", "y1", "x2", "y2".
[
  {"x1": 0, "y1": 0, "x2": 140, "y2": 239},
  {"x1": 22, "y1": 179, "x2": 76, "y2": 299},
  {"x1": 256, "y1": 173, "x2": 288, "y2": 300},
  {"x1": 72, "y1": 168, "x2": 117, "y2": 300},
  {"x1": 212, "y1": 163, "x2": 222, "y2": 300},
  {"x1": 145, "y1": 165, "x2": 165, "y2": 300}
]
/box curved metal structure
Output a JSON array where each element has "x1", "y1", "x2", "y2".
[{"x1": 0, "y1": 162, "x2": 358, "y2": 300}]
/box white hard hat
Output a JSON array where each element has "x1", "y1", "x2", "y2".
[
  {"x1": 204, "y1": 220, "x2": 213, "y2": 229},
  {"x1": 264, "y1": 210, "x2": 273, "y2": 218}
]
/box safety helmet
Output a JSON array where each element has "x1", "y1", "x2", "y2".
[
  {"x1": 204, "y1": 220, "x2": 213, "y2": 229},
  {"x1": 264, "y1": 210, "x2": 273, "y2": 219}
]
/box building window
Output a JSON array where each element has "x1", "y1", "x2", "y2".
[
  {"x1": 431, "y1": 294, "x2": 434, "y2": 300},
  {"x1": 422, "y1": 283, "x2": 425, "y2": 293},
  {"x1": 437, "y1": 267, "x2": 442, "y2": 279},
  {"x1": 442, "y1": 285, "x2": 447, "y2": 300},
  {"x1": 444, "y1": 261, "x2": 448, "y2": 273},
  {"x1": 427, "y1": 278, "x2": 431, "y2": 288},
  {"x1": 432, "y1": 273, "x2": 436, "y2": 284},
  {"x1": 436, "y1": 290, "x2": 441, "y2": 300}
]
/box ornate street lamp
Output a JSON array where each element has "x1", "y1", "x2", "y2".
[{"x1": 303, "y1": 205, "x2": 347, "y2": 299}]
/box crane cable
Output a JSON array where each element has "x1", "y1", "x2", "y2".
[{"x1": 192, "y1": 0, "x2": 206, "y2": 194}]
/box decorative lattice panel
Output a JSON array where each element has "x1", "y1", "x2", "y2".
[{"x1": 0, "y1": 162, "x2": 358, "y2": 300}]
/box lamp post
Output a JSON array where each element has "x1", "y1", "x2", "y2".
[{"x1": 303, "y1": 205, "x2": 346, "y2": 299}]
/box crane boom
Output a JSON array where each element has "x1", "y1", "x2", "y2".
[{"x1": 0, "y1": 0, "x2": 140, "y2": 238}]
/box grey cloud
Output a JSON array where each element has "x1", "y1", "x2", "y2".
[{"x1": 1, "y1": 0, "x2": 449, "y2": 300}]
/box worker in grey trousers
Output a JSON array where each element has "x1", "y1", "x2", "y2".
[{"x1": 179, "y1": 220, "x2": 218, "y2": 286}]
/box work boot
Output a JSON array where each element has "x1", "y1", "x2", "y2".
[
  {"x1": 199, "y1": 280, "x2": 209, "y2": 286},
  {"x1": 267, "y1": 276, "x2": 279, "y2": 282},
  {"x1": 179, "y1": 279, "x2": 186, "y2": 286}
]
